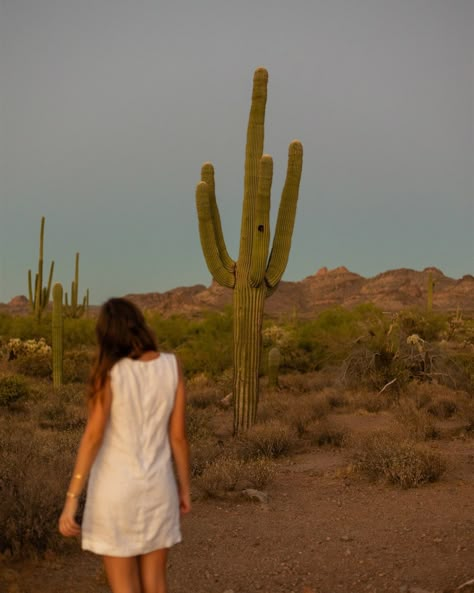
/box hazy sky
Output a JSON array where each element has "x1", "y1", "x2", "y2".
[{"x1": 1, "y1": 0, "x2": 473, "y2": 304}]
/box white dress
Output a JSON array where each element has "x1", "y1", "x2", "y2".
[{"x1": 81, "y1": 353, "x2": 181, "y2": 557}]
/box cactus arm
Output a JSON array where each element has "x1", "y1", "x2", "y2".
[
  {"x1": 200, "y1": 163, "x2": 235, "y2": 274},
  {"x1": 249, "y1": 154, "x2": 273, "y2": 287},
  {"x1": 265, "y1": 140, "x2": 303, "y2": 290},
  {"x1": 239, "y1": 67, "x2": 268, "y2": 267},
  {"x1": 28, "y1": 270, "x2": 34, "y2": 311},
  {"x1": 196, "y1": 181, "x2": 236, "y2": 288},
  {"x1": 44, "y1": 261, "x2": 54, "y2": 307}
]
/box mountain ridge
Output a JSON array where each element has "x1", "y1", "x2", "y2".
[{"x1": 3, "y1": 267, "x2": 473, "y2": 317}]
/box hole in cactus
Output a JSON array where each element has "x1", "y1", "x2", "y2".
[{"x1": 258, "y1": 225, "x2": 264, "y2": 232}]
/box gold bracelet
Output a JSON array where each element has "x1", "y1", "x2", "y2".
[{"x1": 66, "y1": 492, "x2": 78, "y2": 498}]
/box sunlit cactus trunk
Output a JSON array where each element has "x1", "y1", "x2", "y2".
[
  {"x1": 233, "y1": 282, "x2": 266, "y2": 431},
  {"x1": 195, "y1": 68, "x2": 303, "y2": 433}
]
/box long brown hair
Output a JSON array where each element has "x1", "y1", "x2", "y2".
[{"x1": 87, "y1": 298, "x2": 158, "y2": 402}]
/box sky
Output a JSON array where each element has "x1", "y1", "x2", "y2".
[{"x1": 1, "y1": 0, "x2": 473, "y2": 305}]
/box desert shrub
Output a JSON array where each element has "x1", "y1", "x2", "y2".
[
  {"x1": 0, "y1": 420, "x2": 79, "y2": 555},
  {"x1": 256, "y1": 390, "x2": 291, "y2": 423},
  {"x1": 0, "y1": 374, "x2": 29, "y2": 407},
  {"x1": 287, "y1": 394, "x2": 330, "y2": 436},
  {"x1": 63, "y1": 349, "x2": 93, "y2": 383},
  {"x1": 195, "y1": 454, "x2": 276, "y2": 497},
  {"x1": 427, "y1": 397, "x2": 458, "y2": 419},
  {"x1": 395, "y1": 310, "x2": 448, "y2": 342},
  {"x1": 349, "y1": 390, "x2": 391, "y2": 413},
  {"x1": 307, "y1": 420, "x2": 347, "y2": 447},
  {"x1": 238, "y1": 420, "x2": 296, "y2": 460},
  {"x1": 36, "y1": 398, "x2": 86, "y2": 431},
  {"x1": 394, "y1": 398, "x2": 439, "y2": 440},
  {"x1": 13, "y1": 353, "x2": 51, "y2": 378},
  {"x1": 352, "y1": 431, "x2": 446, "y2": 488},
  {"x1": 190, "y1": 440, "x2": 223, "y2": 477},
  {"x1": 196, "y1": 455, "x2": 243, "y2": 497},
  {"x1": 186, "y1": 406, "x2": 213, "y2": 442},
  {"x1": 187, "y1": 387, "x2": 219, "y2": 409},
  {"x1": 239, "y1": 457, "x2": 276, "y2": 489}
]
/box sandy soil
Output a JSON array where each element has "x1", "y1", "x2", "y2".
[{"x1": 3, "y1": 417, "x2": 474, "y2": 593}]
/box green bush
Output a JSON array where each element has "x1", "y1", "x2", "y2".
[{"x1": 0, "y1": 375, "x2": 29, "y2": 407}]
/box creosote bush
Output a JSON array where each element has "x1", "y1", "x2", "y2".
[{"x1": 352, "y1": 431, "x2": 446, "y2": 488}]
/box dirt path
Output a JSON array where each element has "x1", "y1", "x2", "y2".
[{"x1": 5, "y1": 440, "x2": 474, "y2": 593}]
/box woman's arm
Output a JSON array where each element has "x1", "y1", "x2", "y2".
[
  {"x1": 58, "y1": 379, "x2": 112, "y2": 537},
  {"x1": 169, "y1": 358, "x2": 191, "y2": 514}
]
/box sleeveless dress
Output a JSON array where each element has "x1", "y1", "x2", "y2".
[{"x1": 81, "y1": 353, "x2": 181, "y2": 557}]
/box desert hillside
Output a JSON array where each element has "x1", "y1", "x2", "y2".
[
  {"x1": 123, "y1": 266, "x2": 474, "y2": 317},
  {"x1": 3, "y1": 266, "x2": 473, "y2": 317}
]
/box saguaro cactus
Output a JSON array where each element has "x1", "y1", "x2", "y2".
[
  {"x1": 268, "y1": 347, "x2": 281, "y2": 389},
  {"x1": 195, "y1": 68, "x2": 303, "y2": 433},
  {"x1": 52, "y1": 282, "x2": 64, "y2": 389},
  {"x1": 28, "y1": 217, "x2": 54, "y2": 321},
  {"x1": 64, "y1": 252, "x2": 89, "y2": 318}
]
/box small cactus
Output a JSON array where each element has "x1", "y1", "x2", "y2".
[
  {"x1": 52, "y1": 283, "x2": 63, "y2": 388},
  {"x1": 268, "y1": 347, "x2": 281, "y2": 388}
]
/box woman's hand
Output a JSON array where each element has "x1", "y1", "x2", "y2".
[
  {"x1": 179, "y1": 490, "x2": 191, "y2": 515},
  {"x1": 58, "y1": 497, "x2": 81, "y2": 537}
]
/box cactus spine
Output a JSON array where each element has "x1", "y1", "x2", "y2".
[
  {"x1": 196, "y1": 68, "x2": 303, "y2": 433},
  {"x1": 64, "y1": 252, "x2": 89, "y2": 318},
  {"x1": 52, "y1": 283, "x2": 63, "y2": 389},
  {"x1": 268, "y1": 347, "x2": 281, "y2": 389},
  {"x1": 28, "y1": 216, "x2": 54, "y2": 321}
]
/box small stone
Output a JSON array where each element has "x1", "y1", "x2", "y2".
[{"x1": 241, "y1": 489, "x2": 269, "y2": 503}]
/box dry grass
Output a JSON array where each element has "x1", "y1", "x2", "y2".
[
  {"x1": 307, "y1": 419, "x2": 347, "y2": 448},
  {"x1": 394, "y1": 398, "x2": 440, "y2": 440},
  {"x1": 0, "y1": 418, "x2": 80, "y2": 555},
  {"x1": 195, "y1": 454, "x2": 276, "y2": 498},
  {"x1": 348, "y1": 389, "x2": 391, "y2": 413},
  {"x1": 238, "y1": 420, "x2": 296, "y2": 460},
  {"x1": 351, "y1": 431, "x2": 446, "y2": 488}
]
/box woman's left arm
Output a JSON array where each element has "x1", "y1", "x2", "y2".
[{"x1": 58, "y1": 378, "x2": 112, "y2": 537}]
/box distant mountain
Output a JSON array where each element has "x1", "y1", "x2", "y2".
[
  {"x1": 124, "y1": 267, "x2": 474, "y2": 317},
  {"x1": 3, "y1": 267, "x2": 473, "y2": 318}
]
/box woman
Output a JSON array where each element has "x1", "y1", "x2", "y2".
[{"x1": 59, "y1": 298, "x2": 191, "y2": 593}]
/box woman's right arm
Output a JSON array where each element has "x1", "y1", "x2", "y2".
[{"x1": 169, "y1": 358, "x2": 191, "y2": 514}]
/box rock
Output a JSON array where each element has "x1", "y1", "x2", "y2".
[
  {"x1": 220, "y1": 393, "x2": 233, "y2": 408},
  {"x1": 241, "y1": 489, "x2": 269, "y2": 503}
]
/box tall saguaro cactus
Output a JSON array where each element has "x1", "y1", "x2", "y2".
[
  {"x1": 195, "y1": 68, "x2": 303, "y2": 433},
  {"x1": 64, "y1": 252, "x2": 89, "y2": 318},
  {"x1": 28, "y1": 216, "x2": 54, "y2": 321},
  {"x1": 52, "y1": 282, "x2": 64, "y2": 389}
]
